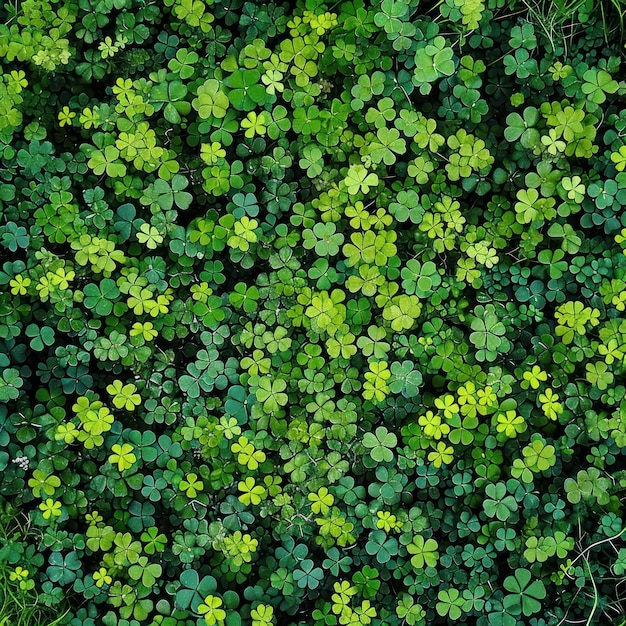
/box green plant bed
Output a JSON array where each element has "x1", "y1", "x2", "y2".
[
  {"x1": 0, "y1": 502, "x2": 71, "y2": 625},
  {"x1": 1, "y1": 0, "x2": 626, "y2": 625}
]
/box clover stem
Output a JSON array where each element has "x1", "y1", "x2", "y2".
[
  {"x1": 583, "y1": 556, "x2": 598, "y2": 626},
  {"x1": 565, "y1": 525, "x2": 626, "y2": 575}
]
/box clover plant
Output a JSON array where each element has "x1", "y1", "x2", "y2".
[{"x1": 2, "y1": 0, "x2": 626, "y2": 625}]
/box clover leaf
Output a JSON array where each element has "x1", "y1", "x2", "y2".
[
  {"x1": 407, "y1": 535, "x2": 439, "y2": 569},
  {"x1": 469, "y1": 304, "x2": 510, "y2": 361},
  {"x1": 193, "y1": 79, "x2": 230, "y2": 119},
  {"x1": 106, "y1": 380, "x2": 141, "y2": 411},
  {"x1": 362, "y1": 426, "x2": 397, "y2": 463},
  {"x1": 502, "y1": 569, "x2": 546, "y2": 616}
]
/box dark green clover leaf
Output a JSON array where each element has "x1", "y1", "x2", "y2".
[
  {"x1": 1, "y1": 222, "x2": 29, "y2": 251},
  {"x1": 322, "y1": 547, "x2": 353, "y2": 576},
  {"x1": 46, "y1": 551, "x2": 81, "y2": 585},
  {"x1": 0, "y1": 368, "x2": 23, "y2": 401},
  {"x1": 352, "y1": 566, "x2": 381, "y2": 599},
  {"x1": 83, "y1": 279, "x2": 121, "y2": 316},
  {"x1": 502, "y1": 568, "x2": 546, "y2": 616},
  {"x1": 365, "y1": 530, "x2": 399, "y2": 564},
  {"x1": 292, "y1": 559, "x2": 324, "y2": 589},
  {"x1": 175, "y1": 569, "x2": 217, "y2": 611},
  {"x1": 224, "y1": 69, "x2": 267, "y2": 111},
  {"x1": 25, "y1": 324, "x2": 55, "y2": 351}
]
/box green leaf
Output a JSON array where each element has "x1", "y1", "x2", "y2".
[
  {"x1": 401, "y1": 259, "x2": 441, "y2": 296},
  {"x1": 483, "y1": 482, "x2": 519, "y2": 521},
  {"x1": 413, "y1": 36, "x2": 455, "y2": 93},
  {"x1": 436, "y1": 588, "x2": 465, "y2": 620},
  {"x1": 407, "y1": 535, "x2": 439, "y2": 569},
  {"x1": 0, "y1": 368, "x2": 23, "y2": 401},
  {"x1": 175, "y1": 570, "x2": 217, "y2": 611},
  {"x1": 193, "y1": 78, "x2": 230, "y2": 119},
  {"x1": 581, "y1": 69, "x2": 619, "y2": 104},
  {"x1": 362, "y1": 426, "x2": 397, "y2": 463},
  {"x1": 25, "y1": 324, "x2": 55, "y2": 351},
  {"x1": 504, "y1": 108, "x2": 540, "y2": 146},
  {"x1": 83, "y1": 279, "x2": 120, "y2": 316},
  {"x1": 502, "y1": 569, "x2": 546, "y2": 616},
  {"x1": 292, "y1": 559, "x2": 324, "y2": 589},
  {"x1": 365, "y1": 530, "x2": 398, "y2": 564}
]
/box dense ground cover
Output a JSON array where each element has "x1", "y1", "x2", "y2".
[{"x1": 2, "y1": 0, "x2": 626, "y2": 624}]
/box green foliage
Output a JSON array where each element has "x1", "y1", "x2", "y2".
[
  {"x1": 503, "y1": 569, "x2": 547, "y2": 616},
  {"x1": 1, "y1": 1, "x2": 626, "y2": 625},
  {"x1": 0, "y1": 506, "x2": 71, "y2": 625},
  {"x1": 469, "y1": 304, "x2": 511, "y2": 361},
  {"x1": 362, "y1": 426, "x2": 397, "y2": 463}
]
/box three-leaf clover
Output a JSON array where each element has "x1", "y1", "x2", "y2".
[
  {"x1": 502, "y1": 568, "x2": 546, "y2": 616},
  {"x1": 469, "y1": 304, "x2": 509, "y2": 361},
  {"x1": 362, "y1": 426, "x2": 397, "y2": 463},
  {"x1": 343, "y1": 165, "x2": 379, "y2": 195}
]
